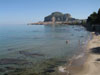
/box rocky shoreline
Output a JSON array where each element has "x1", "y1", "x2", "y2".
[
  {"x1": 28, "y1": 21, "x2": 64, "y2": 25},
  {"x1": 28, "y1": 21, "x2": 84, "y2": 25}
]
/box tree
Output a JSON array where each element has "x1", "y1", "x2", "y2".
[
  {"x1": 97, "y1": 8, "x2": 100, "y2": 24},
  {"x1": 87, "y1": 12, "x2": 98, "y2": 25},
  {"x1": 86, "y1": 8, "x2": 100, "y2": 32}
]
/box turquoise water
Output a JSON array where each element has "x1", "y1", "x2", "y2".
[{"x1": 0, "y1": 24, "x2": 90, "y2": 75}]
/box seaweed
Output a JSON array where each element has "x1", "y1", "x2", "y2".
[
  {"x1": 0, "y1": 68, "x2": 6, "y2": 72},
  {"x1": 19, "y1": 51, "x2": 45, "y2": 57},
  {"x1": 8, "y1": 48, "x2": 14, "y2": 51},
  {"x1": 0, "y1": 58, "x2": 66, "y2": 75},
  {"x1": 0, "y1": 58, "x2": 29, "y2": 65}
]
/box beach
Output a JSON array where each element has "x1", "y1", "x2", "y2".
[
  {"x1": 59, "y1": 33, "x2": 100, "y2": 75},
  {"x1": 76, "y1": 33, "x2": 100, "y2": 75}
]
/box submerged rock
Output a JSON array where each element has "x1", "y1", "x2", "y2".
[
  {"x1": 0, "y1": 68, "x2": 6, "y2": 72},
  {"x1": 0, "y1": 58, "x2": 29, "y2": 65},
  {"x1": 19, "y1": 51, "x2": 45, "y2": 57}
]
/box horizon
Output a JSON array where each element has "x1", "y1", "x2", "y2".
[{"x1": 0, "y1": 0, "x2": 100, "y2": 25}]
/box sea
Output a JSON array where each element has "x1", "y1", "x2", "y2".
[{"x1": 0, "y1": 24, "x2": 91, "y2": 75}]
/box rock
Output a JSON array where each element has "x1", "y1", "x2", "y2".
[
  {"x1": 44, "y1": 12, "x2": 72, "y2": 22},
  {"x1": 29, "y1": 11, "x2": 86, "y2": 25},
  {"x1": 0, "y1": 68, "x2": 6, "y2": 72},
  {"x1": 19, "y1": 51, "x2": 45, "y2": 57},
  {"x1": 0, "y1": 58, "x2": 29, "y2": 65}
]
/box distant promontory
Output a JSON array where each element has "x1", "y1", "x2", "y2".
[{"x1": 29, "y1": 12, "x2": 86, "y2": 25}]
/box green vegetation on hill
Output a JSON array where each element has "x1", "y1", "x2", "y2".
[
  {"x1": 86, "y1": 8, "x2": 100, "y2": 32},
  {"x1": 87, "y1": 8, "x2": 100, "y2": 25}
]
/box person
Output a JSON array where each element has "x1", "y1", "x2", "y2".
[{"x1": 66, "y1": 40, "x2": 69, "y2": 44}]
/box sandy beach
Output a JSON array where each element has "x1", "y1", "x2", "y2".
[
  {"x1": 76, "y1": 33, "x2": 100, "y2": 75},
  {"x1": 59, "y1": 33, "x2": 100, "y2": 75}
]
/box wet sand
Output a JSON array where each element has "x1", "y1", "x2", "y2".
[
  {"x1": 59, "y1": 33, "x2": 100, "y2": 75},
  {"x1": 76, "y1": 33, "x2": 100, "y2": 75}
]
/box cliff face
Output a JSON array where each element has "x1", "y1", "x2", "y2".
[
  {"x1": 44, "y1": 12, "x2": 76, "y2": 22},
  {"x1": 29, "y1": 12, "x2": 86, "y2": 25}
]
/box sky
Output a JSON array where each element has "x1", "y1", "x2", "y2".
[{"x1": 0, "y1": 0, "x2": 100, "y2": 24}]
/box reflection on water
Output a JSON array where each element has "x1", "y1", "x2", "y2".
[{"x1": 0, "y1": 24, "x2": 90, "y2": 75}]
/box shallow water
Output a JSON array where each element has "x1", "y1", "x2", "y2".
[{"x1": 0, "y1": 24, "x2": 90, "y2": 75}]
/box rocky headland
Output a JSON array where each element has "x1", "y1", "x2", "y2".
[{"x1": 29, "y1": 12, "x2": 86, "y2": 25}]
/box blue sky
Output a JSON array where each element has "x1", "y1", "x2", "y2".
[{"x1": 0, "y1": 0, "x2": 100, "y2": 24}]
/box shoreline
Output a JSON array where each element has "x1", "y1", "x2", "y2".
[
  {"x1": 28, "y1": 21, "x2": 84, "y2": 26},
  {"x1": 76, "y1": 33, "x2": 100, "y2": 75},
  {"x1": 58, "y1": 32, "x2": 100, "y2": 75}
]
